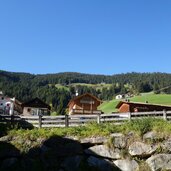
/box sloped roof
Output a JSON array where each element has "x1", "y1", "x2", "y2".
[
  {"x1": 22, "y1": 97, "x2": 51, "y2": 110},
  {"x1": 116, "y1": 100, "x2": 171, "y2": 109},
  {"x1": 68, "y1": 93, "x2": 102, "y2": 106}
]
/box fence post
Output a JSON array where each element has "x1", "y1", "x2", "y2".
[
  {"x1": 11, "y1": 114, "x2": 14, "y2": 128},
  {"x1": 163, "y1": 110, "x2": 167, "y2": 121},
  {"x1": 128, "y1": 112, "x2": 131, "y2": 120},
  {"x1": 97, "y1": 114, "x2": 101, "y2": 124},
  {"x1": 65, "y1": 114, "x2": 69, "y2": 127},
  {"x1": 38, "y1": 114, "x2": 42, "y2": 128}
]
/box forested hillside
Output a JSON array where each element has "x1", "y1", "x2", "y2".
[{"x1": 1, "y1": 70, "x2": 171, "y2": 115}]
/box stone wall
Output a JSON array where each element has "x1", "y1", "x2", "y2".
[{"x1": 1, "y1": 132, "x2": 171, "y2": 171}]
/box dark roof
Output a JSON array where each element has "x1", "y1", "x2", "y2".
[
  {"x1": 68, "y1": 93, "x2": 102, "y2": 106},
  {"x1": 22, "y1": 97, "x2": 51, "y2": 110},
  {"x1": 15, "y1": 99, "x2": 22, "y2": 105},
  {"x1": 116, "y1": 101, "x2": 171, "y2": 109}
]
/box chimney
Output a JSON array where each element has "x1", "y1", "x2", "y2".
[{"x1": 76, "y1": 90, "x2": 79, "y2": 96}]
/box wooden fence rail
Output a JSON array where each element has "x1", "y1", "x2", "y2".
[{"x1": 1, "y1": 110, "x2": 171, "y2": 128}]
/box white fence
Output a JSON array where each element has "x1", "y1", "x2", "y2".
[{"x1": 0, "y1": 110, "x2": 171, "y2": 128}]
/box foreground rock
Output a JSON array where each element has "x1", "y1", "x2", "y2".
[
  {"x1": 3, "y1": 132, "x2": 171, "y2": 171},
  {"x1": 87, "y1": 156, "x2": 121, "y2": 171},
  {"x1": 114, "y1": 159, "x2": 139, "y2": 171},
  {"x1": 143, "y1": 131, "x2": 165, "y2": 143},
  {"x1": 61, "y1": 155, "x2": 83, "y2": 171},
  {"x1": 80, "y1": 136, "x2": 108, "y2": 144},
  {"x1": 110, "y1": 133, "x2": 127, "y2": 149},
  {"x1": 85, "y1": 145, "x2": 121, "y2": 159},
  {"x1": 161, "y1": 138, "x2": 171, "y2": 152},
  {"x1": 146, "y1": 154, "x2": 171, "y2": 171},
  {"x1": 0, "y1": 142, "x2": 20, "y2": 159},
  {"x1": 42, "y1": 136, "x2": 83, "y2": 157},
  {"x1": 129, "y1": 142, "x2": 157, "y2": 157}
]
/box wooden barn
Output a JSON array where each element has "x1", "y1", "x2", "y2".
[
  {"x1": 116, "y1": 101, "x2": 171, "y2": 113},
  {"x1": 22, "y1": 97, "x2": 51, "y2": 116},
  {"x1": 68, "y1": 93, "x2": 102, "y2": 115}
]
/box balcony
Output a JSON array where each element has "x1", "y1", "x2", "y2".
[{"x1": 70, "y1": 109, "x2": 102, "y2": 115}]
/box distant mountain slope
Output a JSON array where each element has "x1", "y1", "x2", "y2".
[{"x1": 1, "y1": 70, "x2": 171, "y2": 114}]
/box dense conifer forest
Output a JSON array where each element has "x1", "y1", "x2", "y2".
[{"x1": 1, "y1": 70, "x2": 171, "y2": 114}]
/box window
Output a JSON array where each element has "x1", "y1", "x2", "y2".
[
  {"x1": 80, "y1": 97, "x2": 95, "y2": 104},
  {"x1": 0, "y1": 103, "x2": 3, "y2": 106},
  {"x1": 1, "y1": 97, "x2": 4, "y2": 100}
]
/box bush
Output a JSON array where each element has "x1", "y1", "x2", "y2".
[{"x1": 121, "y1": 118, "x2": 155, "y2": 137}]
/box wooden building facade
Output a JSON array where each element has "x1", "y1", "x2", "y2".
[
  {"x1": 116, "y1": 101, "x2": 171, "y2": 113},
  {"x1": 22, "y1": 97, "x2": 51, "y2": 116},
  {"x1": 68, "y1": 93, "x2": 102, "y2": 115}
]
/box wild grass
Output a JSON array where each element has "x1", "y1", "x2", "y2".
[
  {"x1": 6, "y1": 118, "x2": 171, "y2": 140},
  {"x1": 5, "y1": 118, "x2": 170, "y2": 138},
  {"x1": 2, "y1": 118, "x2": 171, "y2": 153}
]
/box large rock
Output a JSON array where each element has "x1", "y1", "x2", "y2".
[
  {"x1": 146, "y1": 154, "x2": 171, "y2": 171},
  {"x1": 61, "y1": 155, "x2": 83, "y2": 171},
  {"x1": 0, "y1": 157, "x2": 18, "y2": 170},
  {"x1": 42, "y1": 136, "x2": 83, "y2": 157},
  {"x1": 85, "y1": 145, "x2": 121, "y2": 159},
  {"x1": 114, "y1": 159, "x2": 139, "y2": 171},
  {"x1": 0, "y1": 135, "x2": 12, "y2": 142},
  {"x1": 87, "y1": 156, "x2": 121, "y2": 171},
  {"x1": 110, "y1": 133, "x2": 126, "y2": 148},
  {"x1": 161, "y1": 138, "x2": 171, "y2": 152},
  {"x1": 0, "y1": 142, "x2": 20, "y2": 159},
  {"x1": 143, "y1": 131, "x2": 163, "y2": 142},
  {"x1": 129, "y1": 142, "x2": 157, "y2": 157},
  {"x1": 80, "y1": 136, "x2": 108, "y2": 144}
]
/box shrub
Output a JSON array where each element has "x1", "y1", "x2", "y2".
[{"x1": 120, "y1": 118, "x2": 155, "y2": 137}]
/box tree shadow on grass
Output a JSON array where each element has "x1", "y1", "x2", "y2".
[{"x1": 0, "y1": 115, "x2": 34, "y2": 138}]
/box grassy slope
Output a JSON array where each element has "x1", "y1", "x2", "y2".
[
  {"x1": 131, "y1": 94, "x2": 171, "y2": 105},
  {"x1": 54, "y1": 83, "x2": 171, "y2": 113},
  {"x1": 98, "y1": 99, "x2": 120, "y2": 113},
  {"x1": 55, "y1": 84, "x2": 69, "y2": 91},
  {"x1": 99, "y1": 94, "x2": 171, "y2": 114},
  {"x1": 55, "y1": 83, "x2": 112, "y2": 91},
  {"x1": 70, "y1": 83, "x2": 112, "y2": 90}
]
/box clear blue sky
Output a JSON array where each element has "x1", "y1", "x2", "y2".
[{"x1": 0, "y1": 0, "x2": 171, "y2": 75}]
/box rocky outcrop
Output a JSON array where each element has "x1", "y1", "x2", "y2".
[
  {"x1": 146, "y1": 154, "x2": 171, "y2": 171},
  {"x1": 110, "y1": 133, "x2": 127, "y2": 149},
  {"x1": 80, "y1": 136, "x2": 108, "y2": 144},
  {"x1": 0, "y1": 141, "x2": 20, "y2": 159},
  {"x1": 87, "y1": 156, "x2": 121, "y2": 171},
  {"x1": 143, "y1": 131, "x2": 165, "y2": 143},
  {"x1": 85, "y1": 145, "x2": 121, "y2": 159},
  {"x1": 42, "y1": 136, "x2": 83, "y2": 157},
  {"x1": 161, "y1": 138, "x2": 171, "y2": 152},
  {"x1": 129, "y1": 142, "x2": 157, "y2": 157},
  {"x1": 2, "y1": 131, "x2": 171, "y2": 171},
  {"x1": 0, "y1": 157, "x2": 18, "y2": 170},
  {"x1": 61, "y1": 155, "x2": 83, "y2": 171},
  {"x1": 114, "y1": 159, "x2": 139, "y2": 171}
]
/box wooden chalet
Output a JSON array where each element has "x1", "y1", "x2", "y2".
[
  {"x1": 68, "y1": 93, "x2": 102, "y2": 115},
  {"x1": 22, "y1": 97, "x2": 51, "y2": 116},
  {"x1": 116, "y1": 101, "x2": 171, "y2": 113}
]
